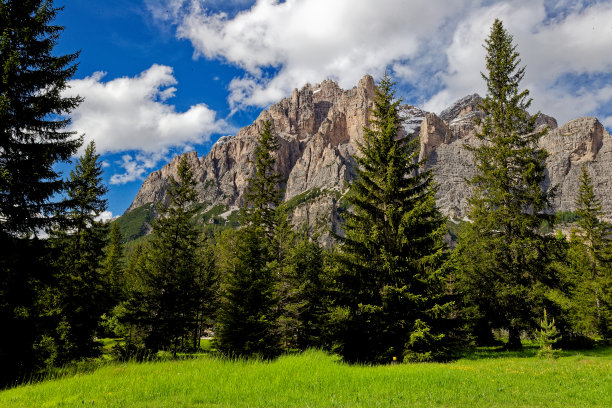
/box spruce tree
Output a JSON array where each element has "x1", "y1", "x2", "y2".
[
  {"x1": 242, "y1": 120, "x2": 283, "y2": 236},
  {"x1": 216, "y1": 225, "x2": 279, "y2": 357},
  {"x1": 456, "y1": 19, "x2": 555, "y2": 350},
  {"x1": 281, "y1": 234, "x2": 330, "y2": 350},
  {"x1": 47, "y1": 141, "x2": 109, "y2": 362},
  {"x1": 563, "y1": 166, "x2": 612, "y2": 338},
  {"x1": 216, "y1": 120, "x2": 283, "y2": 358},
  {"x1": 103, "y1": 222, "x2": 126, "y2": 303},
  {"x1": 0, "y1": 0, "x2": 81, "y2": 383},
  {"x1": 126, "y1": 155, "x2": 216, "y2": 354},
  {"x1": 331, "y1": 74, "x2": 450, "y2": 363},
  {"x1": 0, "y1": 0, "x2": 82, "y2": 235}
]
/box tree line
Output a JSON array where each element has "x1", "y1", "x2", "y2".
[{"x1": 1, "y1": 1, "x2": 610, "y2": 387}]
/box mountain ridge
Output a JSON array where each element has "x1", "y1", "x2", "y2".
[{"x1": 124, "y1": 75, "x2": 612, "y2": 244}]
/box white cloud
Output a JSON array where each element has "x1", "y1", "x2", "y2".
[
  {"x1": 95, "y1": 211, "x2": 117, "y2": 223},
  {"x1": 65, "y1": 64, "x2": 228, "y2": 154},
  {"x1": 153, "y1": 0, "x2": 612, "y2": 126},
  {"x1": 168, "y1": 0, "x2": 463, "y2": 111},
  {"x1": 109, "y1": 151, "x2": 169, "y2": 185},
  {"x1": 423, "y1": 0, "x2": 612, "y2": 123}
]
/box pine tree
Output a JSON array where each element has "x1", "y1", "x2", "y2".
[
  {"x1": 0, "y1": 0, "x2": 82, "y2": 383},
  {"x1": 456, "y1": 19, "x2": 555, "y2": 350},
  {"x1": 216, "y1": 120, "x2": 283, "y2": 358},
  {"x1": 47, "y1": 141, "x2": 109, "y2": 362},
  {"x1": 126, "y1": 155, "x2": 216, "y2": 354},
  {"x1": 331, "y1": 74, "x2": 451, "y2": 363}
]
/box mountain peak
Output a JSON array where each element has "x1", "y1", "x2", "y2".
[{"x1": 124, "y1": 78, "x2": 612, "y2": 245}]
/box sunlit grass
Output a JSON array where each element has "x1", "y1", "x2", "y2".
[{"x1": 1, "y1": 347, "x2": 610, "y2": 407}]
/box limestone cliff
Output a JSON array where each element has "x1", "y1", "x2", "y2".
[{"x1": 126, "y1": 76, "x2": 612, "y2": 245}]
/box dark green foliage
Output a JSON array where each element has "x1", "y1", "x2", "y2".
[
  {"x1": 216, "y1": 225, "x2": 279, "y2": 358},
  {"x1": 278, "y1": 234, "x2": 330, "y2": 350},
  {"x1": 115, "y1": 202, "x2": 242, "y2": 246},
  {"x1": 124, "y1": 156, "x2": 218, "y2": 354},
  {"x1": 331, "y1": 74, "x2": 452, "y2": 363},
  {"x1": 0, "y1": 0, "x2": 82, "y2": 384},
  {"x1": 456, "y1": 19, "x2": 555, "y2": 350},
  {"x1": 281, "y1": 188, "x2": 323, "y2": 213},
  {"x1": 0, "y1": 236, "x2": 49, "y2": 385},
  {"x1": 242, "y1": 120, "x2": 283, "y2": 236},
  {"x1": 196, "y1": 204, "x2": 241, "y2": 235},
  {"x1": 46, "y1": 141, "x2": 109, "y2": 364},
  {"x1": 0, "y1": 0, "x2": 82, "y2": 236},
  {"x1": 216, "y1": 120, "x2": 283, "y2": 358},
  {"x1": 556, "y1": 211, "x2": 580, "y2": 225},
  {"x1": 102, "y1": 222, "x2": 125, "y2": 303},
  {"x1": 113, "y1": 203, "x2": 155, "y2": 242},
  {"x1": 558, "y1": 166, "x2": 612, "y2": 339}
]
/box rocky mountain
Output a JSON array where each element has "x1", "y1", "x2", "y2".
[{"x1": 124, "y1": 75, "x2": 612, "y2": 244}]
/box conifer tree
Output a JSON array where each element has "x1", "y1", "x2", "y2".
[
  {"x1": 103, "y1": 222, "x2": 126, "y2": 303},
  {"x1": 47, "y1": 141, "x2": 109, "y2": 362},
  {"x1": 216, "y1": 225, "x2": 280, "y2": 357},
  {"x1": 331, "y1": 74, "x2": 450, "y2": 363},
  {"x1": 456, "y1": 19, "x2": 555, "y2": 350},
  {"x1": 563, "y1": 166, "x2": 612, "y2": 338},
  {"x1": 0, "y1": 0, "x2": 81, "y2": 383},
  {"x1": 242, "y1": 120, "x2": 283, "y2": 236},
  {"x1": 216, "y1": 120, "x2": 283, "y2": 358},
  {"x1": 280, "y1": 235, "x2": 330, "y2": 350},
  {"x1": 0, "y1": 0, "x2": 82, "y2": 236},
  {"x1": 126, "y1": 156, "x2": 217, "y2": 354}
]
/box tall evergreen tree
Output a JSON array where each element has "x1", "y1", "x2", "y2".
[
  {"x1": 456, "y1": 19, "x2": 555, "y2": 350},
  {"x1": 216, "y1": 120, "x2": 283, "y2": 358},
  {"x1": 242, "y1": 120, "x2": 283, "y2": 236},
  {"x1": 0, "y1": 0, "x2": 81, "y2": 383},
  {"x1": 103, "y1": 222, "x2": 126, "y2": 303},
  {"x1": 0, "y1": 0, "x2": 82, "y2": 236},
  {"x1": 563, "y1": 166, "x2": 612, "y2": 338},
  {"x1": 331, "y1": 74, "x2": 451, "y2": 363},
  {"x1": 125, "y1": 156, "x2": 216, "y2": 354},
  {"x1": 280, "y1": 234, "x2": 330, "y2": 350},
  {"x1": 46, "y1": 141, "x2": 109, "y2": 363}
]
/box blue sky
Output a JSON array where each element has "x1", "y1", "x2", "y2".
[{"x1": 53, "y1": 0, "x2": 612, "y2": 218}]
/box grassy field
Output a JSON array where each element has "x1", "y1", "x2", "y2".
[{"x1": 1, "y1": 347, "x2": 610, "y2": 407}]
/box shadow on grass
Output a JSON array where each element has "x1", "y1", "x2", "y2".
[{"x1": 459, "y1": 344, "x2": 612, "y2": 361}]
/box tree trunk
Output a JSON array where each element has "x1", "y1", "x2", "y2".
[{"x1": 506, "y1": 326, "x2": 522, "y2": 350}]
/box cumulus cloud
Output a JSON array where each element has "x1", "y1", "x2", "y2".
[
  {"x1": 95, "y1": 211, "x2": 117, "y2": 223},
  {"x1": 109, "y1": 151, "x2": 170, "y2": 185},
  {"x1": 424, "y1": 0, "x2": 612, "y2": 124},
  {"x1": 65, "y1": 64, "x2": 228, "y2": 154},
  {"x1": 151, "y1": 0, "x2": 612, "y2": 126},
  {"x1": 163, "y1": 0, "x2": 463, "y2": 111}
]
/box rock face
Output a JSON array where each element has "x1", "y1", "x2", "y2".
[{"x1": 127, "y1": 76, "x2": 612, "y2": 245}]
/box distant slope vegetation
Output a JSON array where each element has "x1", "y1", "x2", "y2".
[
  {"x1": 114, "y1": 203, "x2": 155, "y2": 242},
  {"x1": 113, "y1": 202, "x2": 242, "y2": 243}
]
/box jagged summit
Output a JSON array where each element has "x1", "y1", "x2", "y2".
[
  {"x1": 439, "y1": 94, "x2": 482, "y2": 124},
  {"x1": 125, "y1": 76, "x2": 612, "y2": 244}
]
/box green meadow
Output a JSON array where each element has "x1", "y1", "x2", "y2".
[{"x1": 1, "y1": 347, "x2": 610, "y2": 407}]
